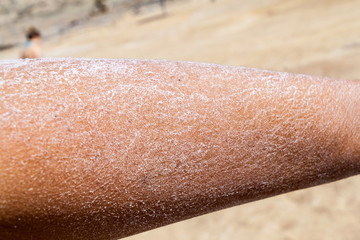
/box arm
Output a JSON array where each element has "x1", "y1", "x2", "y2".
[{"x1": 0, "y1": 58, "x2": 359, "y2": 240}]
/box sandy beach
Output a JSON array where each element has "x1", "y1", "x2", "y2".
[{"x1": 1, "y1": 0, "x2": 359, "y2": 239}]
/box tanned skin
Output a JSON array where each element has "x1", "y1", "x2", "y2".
[{"x1": 0, "y1": 59, "x2": 359, "y2": 240}]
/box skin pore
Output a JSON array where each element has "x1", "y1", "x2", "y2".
[{"x1": 0, "y1": 58, "x2": 359, "y2": 240}]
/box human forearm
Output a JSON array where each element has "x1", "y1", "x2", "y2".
[{"x1": 0, "y1": 59, "x2": 359, "y2": 240}]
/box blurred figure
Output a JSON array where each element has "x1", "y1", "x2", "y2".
[
  {"x1": 20, "y1": 27, "x2": 42, "y2": 59},
  {"x1": 160, "y1": 0, "x2": 167, "y2": 15},
  {"x1": 94, "y1": 0, "x2": 109, "y2": 14},
  {"x1": 90, "y1": 0, "x2": 109, "y2": 17}
]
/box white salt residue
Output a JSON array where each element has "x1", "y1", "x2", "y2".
[
  {"x1": 0, "y1": 59, "x2": 31, "y2": 69},
  {"x1": 0, "y1": 58, "x2": 355, "y2": 239}
]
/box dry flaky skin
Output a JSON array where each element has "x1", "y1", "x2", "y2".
[{"x1": 0, "y1": 58, "x2": 359, "y2": 240}]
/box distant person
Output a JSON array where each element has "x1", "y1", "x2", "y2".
[
  {"x1": 94, "y1": 0, "x2": 109, "y2": 14},
  {"x1": 160, "y1": 0, "x2": 167, "y2": 15},
  {"x1": 20, "y1": 27, "x2": 42, "y2": 59}
]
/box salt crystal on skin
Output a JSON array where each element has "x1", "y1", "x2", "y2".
[{"x1": 0, "y1": 58, "x2": 358, "y2": 240}]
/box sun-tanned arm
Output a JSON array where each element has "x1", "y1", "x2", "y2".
[{"x1": 0, "y1": 59, "x2": 359, "y2": 240}]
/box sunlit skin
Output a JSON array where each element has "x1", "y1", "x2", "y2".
[
  {"x1": 0, "y1": 59, "x2": 359, "y2": 240},
  {"x1": 20, "y1": 36, "x2": 42, "y2": 59}
]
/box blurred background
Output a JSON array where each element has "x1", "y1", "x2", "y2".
[{"x1": 1, "y1": 0, "x2": 359, "y2": 239}]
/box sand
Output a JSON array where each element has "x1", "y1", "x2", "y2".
[{"x1": 0, "y1": 0, "x2": 359, "y2": 239}]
